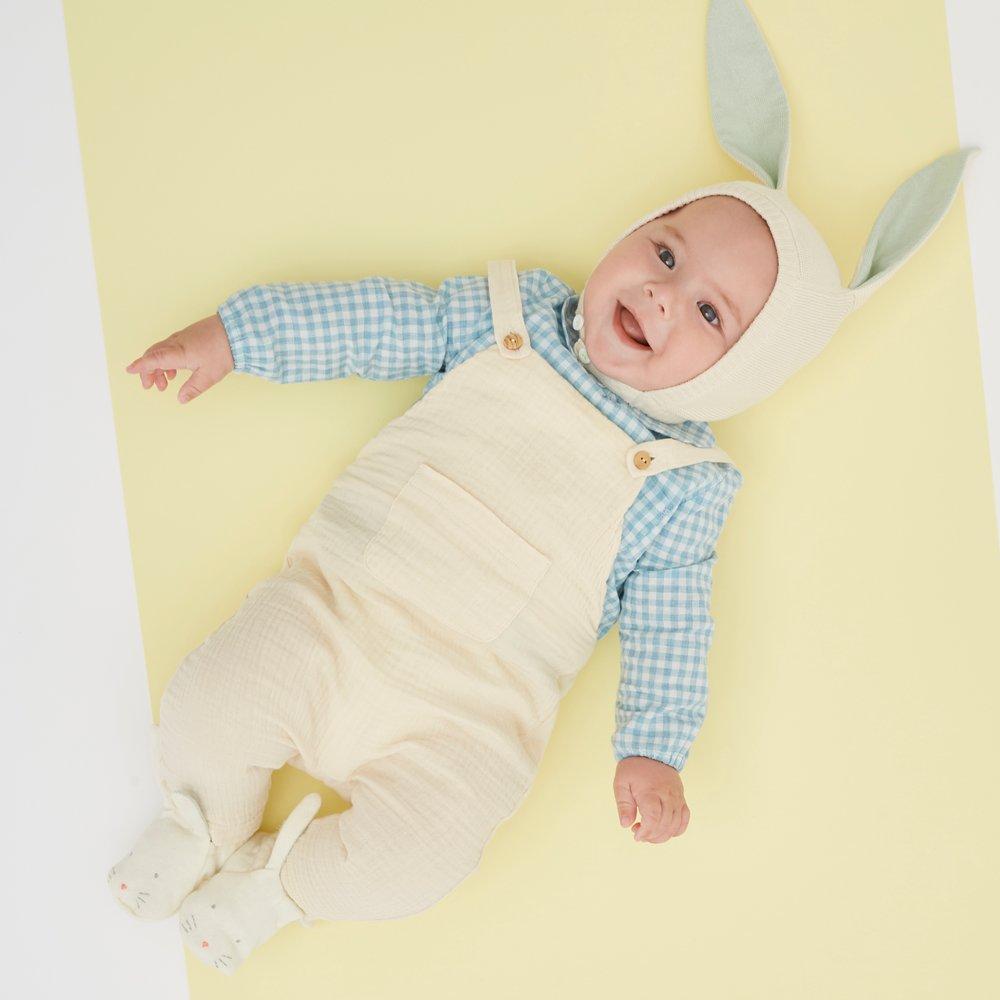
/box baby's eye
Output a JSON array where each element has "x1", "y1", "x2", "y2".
[
  {"x1": 656, "y1": 245, "x2": 675, "y2": 268},
  {"x1": 699, "y1": 303, "x2": 721, "y2": 327}
]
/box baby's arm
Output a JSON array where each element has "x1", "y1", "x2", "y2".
[
  {"x1": 218, "y1": 269, "x2": 569, "y2": 384},
  {"x1": 125, "y1": 270, "x2": 570, "y2": 403},
  {"x1": 612, "y1": 465, "x2": 742, "y2": 844},
  {"x1": 125, "y1": 275, "x2": 474, "y2": 402},
  {"x1": 217, "y1": 277, "x2": 455, "y2": 384}
]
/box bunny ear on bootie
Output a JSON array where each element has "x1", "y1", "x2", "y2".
[
  {"x1": 847, "y1": 146, "x2": 981, "y2": 308},
  {"x1": 265, "y1": 792, "x2": 322, "y2": 874},
  {"x1": 707, "y1": 0, "x2": 790, "y2": 190}
]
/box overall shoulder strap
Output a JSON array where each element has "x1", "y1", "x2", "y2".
[
  {"x1": 486, "y1": 258, "x2": 737, "y2": 477},
  {"x1": 626, "y1": 437, "x2": 737, "y2": 478},
  {"x1": 487, "y1": 259, "x2": 533, "y2": 356}
]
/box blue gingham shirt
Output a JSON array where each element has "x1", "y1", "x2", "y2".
[{"x1": 218, "y1": 269, "x2": 742, "y2": 771}]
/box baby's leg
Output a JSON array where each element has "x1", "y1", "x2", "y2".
[
  {"x1": 156, "y1": 565, "x2": 343, "y2": 849},
  {"x1": 279, "y1": 725, "x2": 543, "y2": 922},
  {"x1": 110, "y1": 565, "x2": 341, "y2": 918}
]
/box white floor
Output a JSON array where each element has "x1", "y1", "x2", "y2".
[
  {"x1": 0, "y1": 2, "x2": 188, "y2": 997},
  {"x1": 945, "y1": 1, "x2": 1000, "y2": 518},
  {"x1": 0, "y1": 2, "x2": 995, "y2": 997}
]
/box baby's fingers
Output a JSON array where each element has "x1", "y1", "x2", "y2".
[
  {"x1": 126, "y1": 339, "x2": 186, "y2": 376},
  {"x1": 137, "y1": 368, "x2": 167, "y2": 390},
  {"x1": 177, "y1": 369, "x2": 217, "y2": 404},
  {"x1": 675, "y1": 804, "x2": 691, "y2": 837},
  {"x1": 632, "y1": 791, "x2": 664, "y2": 842},
  {"x1": 615, "y1": 789, "x2": 638, "y2": 829},
  {"x1": 613, "y1": 774, "x2": 638, "y2": 829},
  {"x1": 135, "y1": 367, "x2": 175, "y2": 391},
  {"x1": 646, "y1": 802, "x2": 679, "y2": 844},
  {"x1": 648, "y1": 802, "x2": 689, "y2": 845}
]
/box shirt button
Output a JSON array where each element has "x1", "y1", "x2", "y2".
[
  {"x1": 633, "y1": 450, "x2": 653, "y2": 470},
  {"x1": 503, "y1": 331, "x2": 523, "y2": 351}
]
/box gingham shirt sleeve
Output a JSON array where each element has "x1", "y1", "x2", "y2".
[
  {"x1": 613, "y1": 466, "x2": 742, "y2": 771},
  {"x1": 216, "y1": 277, "x2": 465, "y2": 383}
]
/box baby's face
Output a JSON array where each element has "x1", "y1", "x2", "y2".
[{"x1": 579, "y1": 195, "x2": 778, "y2": 390}]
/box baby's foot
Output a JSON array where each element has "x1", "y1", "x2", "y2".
[
  {"x1": 107, "y1": 790, "x2": 237, "y2": 921},
  {"x1": 178, "y1": 793, "x2": 321, "y2": 976}
]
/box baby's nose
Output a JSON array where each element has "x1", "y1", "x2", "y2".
[
  {"x1": 644, "y1": 284, "x2": 673, "y2": 317},
  {"x1": 201, "y1": 940, "x2": 210, "y2": 949},
  {"x1": 119, "y1": 883, "x2": 127, "y2": 891}
]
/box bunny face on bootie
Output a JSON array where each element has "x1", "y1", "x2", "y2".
[
  {"x1": 107, "y1": 790, "x2": 228, "y2": 921},
  {"x1": 179, "y1": 865, "x2": 303, "y2": 975},
  {"x1": 178, "y1": 793, "x2": 321, "y2": 976}
]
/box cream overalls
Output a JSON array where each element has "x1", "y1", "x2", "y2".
[{"x1": 156, "y1": 260, "x2": 735, "y2": 920}]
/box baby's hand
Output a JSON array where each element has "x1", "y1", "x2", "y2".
[
  {"x1": 124, "y1": 313, "x2": 234, "y2": 404},
  {"x1": 613, "y1": 756, "x2": 690, "y2": 845}
]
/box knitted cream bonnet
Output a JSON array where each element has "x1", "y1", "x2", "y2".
[{"x1": 571, "y1": 0, "x2": 980, "y2": 425}]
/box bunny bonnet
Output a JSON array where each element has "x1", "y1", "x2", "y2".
[{"x1": 570, "y1": 0, "x2": 980, "y2": 424}]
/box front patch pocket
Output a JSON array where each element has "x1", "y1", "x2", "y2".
[{"x1": 363, "y1": 463, "x2": 551, "y2": 644}]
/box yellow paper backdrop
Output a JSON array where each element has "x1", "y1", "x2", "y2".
[{"x1": 63, "y1": 0, "x2": 998, "y2": 996}]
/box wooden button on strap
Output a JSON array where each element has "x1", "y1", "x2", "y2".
[
  {"x1": 626, "y1": 439, "x2": 736, "y2": 479},
  {"x1": 487, "y1": 259, "x2": 533, "y2": 357}
]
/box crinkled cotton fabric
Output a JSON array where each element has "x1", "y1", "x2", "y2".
[{"x1": 218, "y1": 268, "x2": 742, "y2": 769}]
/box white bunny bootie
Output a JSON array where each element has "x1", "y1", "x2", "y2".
[
  {"x1": 108, "y1": 790, "x2": 242, "y2": 921},
  {"x1": 178, "y1": 793, "x2": 321, "y2": 976}
]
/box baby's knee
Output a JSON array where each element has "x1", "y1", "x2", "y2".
[
  {"x1": 158, "y1": 643, "x2": 243, "y2": 755},
  {"x1": 158, "y1": 640, "x2": 294, "y2": 774},
  {"x1": 158, "y1": 589, "x2": 302, "y2": 752}
]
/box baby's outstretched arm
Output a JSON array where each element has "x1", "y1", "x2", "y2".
[
  {"x1": 125, "y1": 270, "x2": 562, "y2": 403},
  {"x1": 215, "y1": 277, "x2": 458, "y2": 385},
  {"x1": 612, "y1": 466, "x2": 741, "y2": 843},
  {"x1": 125, "y1": 276, "x2": 456, "y2": 403}
]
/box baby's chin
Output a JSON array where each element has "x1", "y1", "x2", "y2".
[{"x1": 586, "y1": 330, "x2": 678, "y2": 392}]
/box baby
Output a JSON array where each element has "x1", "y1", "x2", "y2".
[{"x1": 108, "y1": 0, "x2": 975, "y2": 977}]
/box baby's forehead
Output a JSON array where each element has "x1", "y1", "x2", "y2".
[
  {"x1": 665, "y1": 194, "x2": 767, "y2": 227},
  {"x1": 653, "y1": 196, "x2": 775, "y2": 255}
]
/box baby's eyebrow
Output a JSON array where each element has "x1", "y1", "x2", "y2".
[
  {"x1": 661, "y1": 222, "x2": 742, "y2": 333},
  {"x1": 660, "y1": 221, "x2": 688, "y2": 253}
]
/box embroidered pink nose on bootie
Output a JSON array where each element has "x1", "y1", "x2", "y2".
[
  {"x1": 177, "y1": 793, "x2": 321, "y2": 976},
  {"x1": 107, "y1": 790, "x2": 242, "y2": 921}
]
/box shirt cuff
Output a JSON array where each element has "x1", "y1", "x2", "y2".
[
  {"x1": 613, "y1": 744, "x2": 690, "y2": 772},
  {"x1": 217, "y1": 289, "x2": 263, "y2": 376}
]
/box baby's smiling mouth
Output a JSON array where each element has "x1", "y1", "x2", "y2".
[{"x1": 616, "y1": 302, "x2": 651, "y2": 350}]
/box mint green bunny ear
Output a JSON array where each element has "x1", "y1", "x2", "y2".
[
  {"x1": 707, "y1": 0, "x2": 790, "y2": 190},
  {"x1": 849, "y1": 146, "x2": 980, "y2": 306}
]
